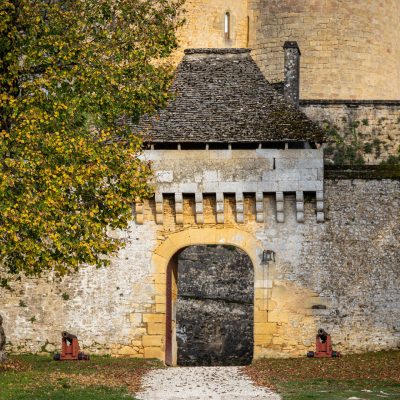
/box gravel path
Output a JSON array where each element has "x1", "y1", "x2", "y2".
[{"x1": 136, "y1": 366, "x2": 281, "y2": 400}]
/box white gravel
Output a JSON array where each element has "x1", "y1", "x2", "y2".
[{"x1": 136, "y1": 366, "x2": 281, "y2": 400}]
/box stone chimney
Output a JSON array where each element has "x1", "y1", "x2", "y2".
[{"x1": 283, "y1": 41, "x2": 301, "y2": 107}]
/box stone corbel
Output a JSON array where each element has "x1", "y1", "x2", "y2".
[
  {"x1": 296, "y1": 191, "x2": 304, "y2": 222},
  {"x1": 256, "y1": 192, "x2": 264, "y2": 223},
  {"x1": 316, "y1": 190, "x2": 324, "y2": 222},
  {"x1": 195, "y1": 193, "x2": 204, "y2": 224},
  {"x1": 155, "y1": 193, "x2": 163, "y2": 225},
  {"x1": 216, "y1": 193, "x2": 224, "y2": 224},
  {"x1": 135, "y1": 200, "x2": 144, "y2": 225},
  {"x1": 235, "y1": 192, "x2": 244, "y2": 223},
  {"x1": 276, "y1": 192, "x2": 284, "y2": 223},
  {"x1": 175, "y1": 193, "x2": 183, "y2": 224}
]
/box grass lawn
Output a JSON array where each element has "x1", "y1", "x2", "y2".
[
  {"x1": 245, "y1": 350, "x2": 400, "y2": 400},
  {"x1": 0, "y1": 354, "x2": 162, "y2": 400}
]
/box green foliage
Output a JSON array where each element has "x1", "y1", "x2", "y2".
[
  {"x1": 380, "y1": 146, "x2": 400, "y2": 166},
  {"x1": 0, "y1": 0, "x2": 184, "y2": 280},
  {"x1": 363, "y1": 143, "x2": 373, "y2": 154},
  {"x1": 323, "y1": 125, "x2": 365, "y2": 165},
  {"x1": 362, "y1": 118, "x2": 369, "y2": 126},
  {"x1": 18, "y1": 300, "x2": 26, "y2": 307},
  {"x1": 61, "y1": 292, "x2": 69, "y2": 301}
]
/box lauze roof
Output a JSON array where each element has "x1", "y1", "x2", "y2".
[{"x1": 137, "y1": 48, "x2": 324, "y2": 143}]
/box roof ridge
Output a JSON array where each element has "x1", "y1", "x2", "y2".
[{"x1": 184, "y1": 48, "x2": 251, "y2": 55}]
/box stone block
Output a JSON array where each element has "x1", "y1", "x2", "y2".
[
  {"x1": 144, "y1": 346, "x2": 164, "y2": 360},
  {"x1": 143, "y1": 313, "x2": 165, "y2": 323},
  {"x1": 254, "y1": 322, "x2": 278, "y2": 335},
  {"x1": 268, "y1": 310, "x2": 289, "y2": 323},
  {"x1": 118, "y1": 346, "x2": 137, "y2": 356},
  {"x1": 142, "y1": 335, "x2": 163, "y2": 347},
  {"x1": 147, "y1": 323, "x2": 165, "y2": 335},
  {"x1": 254, "y1": 309, "x2": 268, "y2": 323},
  {"x1": 254, "y1": 334, "x2": 273, "y2": 345}
]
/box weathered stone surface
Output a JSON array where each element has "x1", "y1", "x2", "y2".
[
  {"x1": 145, "y1": 148, "x2": 324, "y2": 196},
  {"x1": 247, "y1": 0, "x2": 400, "y2": 100},
  {"x1": 169, "y1": 1, "x2": 400, "y2": 100},
  {"x1": 0, "y1": 180, "x2": 398, "y2": 360},
  {"x1": 283, "y1": 41, "x2": 301, "y2": 107},
  {"x1": 300, "y1": 100, "x2": 400, "y2": 164},
  {"x1": 177, "y1": 246, "x2": 253, "y2": 366}
]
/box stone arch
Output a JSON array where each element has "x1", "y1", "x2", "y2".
[{"x1": 150, "y1": 227, "x2": 264, "y2": 365}]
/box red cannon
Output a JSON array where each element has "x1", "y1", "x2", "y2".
[
  {"x1": 54, "y1": 331, "x2": 89, "y2": 361},
  {"x1": 307, "y1": 328, "x2": 340, "y2": 358}
]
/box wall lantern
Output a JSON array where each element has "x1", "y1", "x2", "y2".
[{"x1": 261, "y1": 250, "x2": 275, "y2": 265}]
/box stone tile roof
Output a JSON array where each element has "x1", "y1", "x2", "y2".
[{"x1": 137, "y1": 49, "x2": 324, "y2": 143}]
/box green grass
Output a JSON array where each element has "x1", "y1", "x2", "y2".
[
  {"x1": 246, "y1": 351, "x2": 400, "y2": 400},
  {"x1": 277, "y1": 379, "x2": 400, "y2": 399},
  {"x1": 0, "y1": 354, "x2": 162, "y2": 400}
]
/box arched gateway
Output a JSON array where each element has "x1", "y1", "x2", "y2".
[
  {"x1": 168, "y1": 245, "x2": 254, "y2": 366},
  {"x1": 151, "y1": 227, "x2": 263, "y2": 366}
]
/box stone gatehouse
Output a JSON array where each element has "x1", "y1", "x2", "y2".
[{"x1": 1, "y1": 48, "x2": 399, "y2": 366}]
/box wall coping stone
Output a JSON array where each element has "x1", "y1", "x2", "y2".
[
  {"x1": 184, "y1": 48, "x2": 251, "y2": 54},
  {"x1": 300, "y1": 100, "x2": 400, "y2": 107},
  {"x1": 325, "y1": 164, "x2": 400, "y2": 180}
]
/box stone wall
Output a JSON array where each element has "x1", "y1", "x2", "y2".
[
  {"x1": 169, "y1": 0, "x2": 248, "y2": 65},
  {"x1": 247, "y1": 0, "x2": 400, "y2": 100},
  {"x1": 177, "y1": 245, "x2": 253, "y2": 366},
  {"x1": 172, "y1": 0, "x2": 400, "y2": 100},
  {"x1": 300, "y1": 101, "x2": 400, "y2": 164},
  {"x1": 0, "y1": 180, "x2": 400, "y2": 359},
  {"x1": 0, "y1": 179, "x2": 399, "y2": 361}
]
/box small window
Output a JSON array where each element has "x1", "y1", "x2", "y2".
[{"x1": 224, "y1": 12, "x2": 230, "y2": 40}]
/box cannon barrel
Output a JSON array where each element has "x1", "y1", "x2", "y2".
[
  {"x1": 317, "y1": 328, "x2": 328, "y2": 341},
  {"x1": 62, "y1": 331, "x2": 77, "y2": 341}
]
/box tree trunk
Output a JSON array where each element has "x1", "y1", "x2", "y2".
[{"x1": 0, "y1": 314, "x2": 6, "y2": 363}]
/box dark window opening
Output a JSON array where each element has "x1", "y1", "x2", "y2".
[{"x1": 261, "y1": 141, "x2": 286, "y2": 149}]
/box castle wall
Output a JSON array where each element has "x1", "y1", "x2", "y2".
[
  {"x1": 300, "y1": 101, "x2": 400, "y2": 163},
  {"x1": 170, "y1": 0, "x2": 249, "y2": 65},
  {"x1": 246, "y1": 0, "x2": 400, "y2": 100},
  {"x1": 1, "y1": 178, "x2": 399, "y2": 360},
  {"x1": 172, "y1": 1, "x2": 400, "y2": 100}
]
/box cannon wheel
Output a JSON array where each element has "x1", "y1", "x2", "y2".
[{"x1": 78, "y1": 352, "x2": 90, "y2": 361}]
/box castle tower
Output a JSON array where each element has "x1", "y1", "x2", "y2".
[
  {"x1": 171, "y1": 0, "x2": 249, "y2": 64},
  {"x1": 175, "y1": 0, "x2": 400, "y2": 100}
]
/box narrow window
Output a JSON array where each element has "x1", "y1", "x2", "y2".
[{"x1": 224, "y1": 12, "x2": 230, "y2": 40}]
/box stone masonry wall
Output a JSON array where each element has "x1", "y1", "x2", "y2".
[
  {"x1": 247, "y1": 0, "x2": 400, "y2": 100},
  {"x1": 169, "y1": 0, "x2": 248, "y2": 65},
  {"x1": 0, "y1": 180, "x2": 399, "y2": 360},
  {"x1": 300, "y1": 101, "x2": 400, "y2": 163},
  {"x1": 172, "y1": 1, "x2": 400, "y2": 100}
]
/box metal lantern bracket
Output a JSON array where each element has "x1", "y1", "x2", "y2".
[{"x1": 261, "y1": 249, "x2": 275, "y2": 264}]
